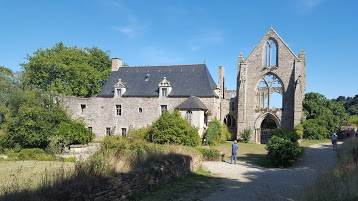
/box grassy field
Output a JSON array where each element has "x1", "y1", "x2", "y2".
[
  {"x1": 299, "y1": 139, "x2": 331, "y2": 147},
  {"x1": 212, "y1": 141, "x2": 270, "y2": 167},
  {"x1": 0, "y1": 160, "x2": 74, "y2": 195}
]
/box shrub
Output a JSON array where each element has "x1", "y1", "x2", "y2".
[
  {"x1": 148, "y1": 110, "x2": 200, "y2": 147},
  {"x1": 204, "y1": 119, "x2": 230, "y2": 145},
  {"x1": 75, "y1": 152, "x2": 111, "y2": 176},
  {"x1": 18, "y1": 148, "x2": 55, "y2": 161},
  {"x1": 197, "y1": 148, "x2": 220, "y2": 161},
  {"x1": 242, "y1": 129, "x2": 252, "y2": 143},
  {"x1": 56, "y1": 121, "x2": 95, "y2": 146},
  {"x1": 266, "y1": 129, "x2": 301, "y2": 167},
  {"x1": 63, "y1": 157, "x2": 76, "y2": 162},
  {"x1": 294, "y1": 124, "x2": 304, "y2": 139},
  {"x1": 128, "y1": 127, "x2": 150, "y2": 142}
]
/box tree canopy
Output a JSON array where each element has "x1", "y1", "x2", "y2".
[
  {"x1": 21, "y1": 42, "x2": 111, "y2": 98},
  {"x1": 302, "y1": 92, "x2": 348, "y2": 139},
  {"x1": 336, "y1": 95, "x2": 358, "y2": 116}
]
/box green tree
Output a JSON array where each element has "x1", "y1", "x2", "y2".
[
  {"x1": 148, "y1": 110, "x2": 200, "y2": 147},
  {"x1": 302, "y1": 92, "x2": 348, "y2": 139},
  {"x1": 204, "y1": 118, "x2": 231, "y2": 145},
  {"x1": 21, "y1": 42, "x2": 111, "y2": 97},
  {"x1": 0, "y1": 89, "x2": 94, "y2": 149}
]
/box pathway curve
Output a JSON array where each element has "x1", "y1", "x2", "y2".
[{"x1": 202, "y1": 143, "x2": 338, "y2": 201}]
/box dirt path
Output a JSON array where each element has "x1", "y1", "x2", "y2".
[{"x1": 202, "y1": 143, "x2": 338, "y2": 201}]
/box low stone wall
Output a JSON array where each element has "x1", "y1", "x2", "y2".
[{"x1": 70, "y1": 153, "x2": 202, "y2": 201}]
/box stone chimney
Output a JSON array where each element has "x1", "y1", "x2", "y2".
[
  {"x1": 218, "y1": 66, "x2": 225, "y2": 99},
  {"x1": 112, "y1": 58, "x2": 123, "y2": 71}
]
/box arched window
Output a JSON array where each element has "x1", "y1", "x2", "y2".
[
  {"x1": 264, "y1": 39, "x2": 277, "y2": 67},
  {"x1": 257, "y1": 73, "x2": 283, "y2": 109}
]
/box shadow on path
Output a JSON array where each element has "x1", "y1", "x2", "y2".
[{"x1": 202, "y1": 143, "x2": 338, "y2": 201}]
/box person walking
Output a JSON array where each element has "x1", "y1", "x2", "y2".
[
  {"x1": 331, "y1": 133, "x2": 338, "y2": 150},
  {"x1": 231, "y1": 140, "x2": 238, "y2": 164}
]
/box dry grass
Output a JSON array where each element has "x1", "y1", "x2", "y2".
[{"x1": 0, "y1": 160, "x2": 74, "y2": 195}]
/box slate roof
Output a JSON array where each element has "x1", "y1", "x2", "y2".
[
  {"x1": 98, "y1": 64, "x2": 218, "y2": 98},
  {"x1": 176, "y1": 96, "x2": 208, "y2": 110}
]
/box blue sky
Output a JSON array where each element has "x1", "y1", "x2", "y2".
[{"x1": 0, "y1": 0, "x2": 357, "y2": 99}]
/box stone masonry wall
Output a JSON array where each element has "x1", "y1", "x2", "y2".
[{"x1": 69, "y1": 153, "x2": 202, "y2": 201}]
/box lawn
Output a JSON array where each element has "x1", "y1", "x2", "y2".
[
  {"x1": 212, "y1": 141, "x2": 270, "y2": 167},
  {"x1": 0, "y1": 160, "x2": 74, "y2": 194},
  {"x1": 299, "y1": 139, "x2": 331, "y2": 147}
]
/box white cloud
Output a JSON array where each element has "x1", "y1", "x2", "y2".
[{"x1": 112, "y1": 26, "x2": 136, "y2": 38}]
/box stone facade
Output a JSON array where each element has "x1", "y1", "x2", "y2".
[{"x1": 64, "y1": 27, "x2": 305, "y2": 144}]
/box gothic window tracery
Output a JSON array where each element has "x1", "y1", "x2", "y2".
[{"x1": 256, "y1": 73, "x2": 283, "y2": 109}]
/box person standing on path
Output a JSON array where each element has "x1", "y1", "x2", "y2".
[
  {"x1": 331, "y1": 133, "x2": 338, "y2": 150},
  {"x1": 231, "y1": 140, "x2": 238, "y2": 164}
]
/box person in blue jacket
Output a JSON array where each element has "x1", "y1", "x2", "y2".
[{"x1": 231, "y1": 140, "x2": 238, "y2": 164}]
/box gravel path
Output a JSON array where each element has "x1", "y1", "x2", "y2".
[{"x1": 202, "y1": 143, "x2": 338, "y2": 201}]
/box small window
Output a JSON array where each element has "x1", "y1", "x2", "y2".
[
  {"x1": 121, "y1": 128, "x2": 127, "y2": 138},
  {"x1": 162, "y1": 88, "x2": 168, "y2": 97},
  {"x1": 88, "y1": 127, "x2": 92, "y2": 132},
  {"x1": 116, "y1": 89, "x2": 122, "y2": 97},
  {"x1": 161, "y1": 105, "x2": 167, "y2": 114},
  {"x1": 139, "y1": 108, "x2": 143, "y2": 113},
  {"x1": 81, "y1": 104, "x2": 86, "y2": 115},
  {"x1": 106, "y1": 127, "x2": 111, "y2": 135},
  {"x1": 185, "y1": 110, "x2": 192, "y2": 124},
  {"x1": 116, "y1": 105, "x2": 122, "y2": 116}
]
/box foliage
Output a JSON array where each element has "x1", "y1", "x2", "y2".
[
  {"x1": 266, "y1": 129, "x2": 301, "y2": 167},
  {"x1": 204, "y1": 118, "x2": 230, "y2": 145},
  {"x1": 347, "y1": 115, "x2": 358, "y2": 127},
  {"x1": 336, "y1": 94, "x2": 358, "y2": 116},
  {"x1": 128, "y1": 127, "x2": 150, "y2": 142},
  {"x1": 75, "y1": 152, "x2": 111, "y2": 176},
  {"x1": 302, "y1": 119, "x2": 329, "y2": 139},
  {"x1": 242, "y1": 129, "x2": 252, "y2": 143},
  {"x1": 197, "y1": 148, "x2": 220, "y2": 161},
  {"x1": 63, "y1": 157, "x2": 76, "y2": 162},
  {"x1": 17, "y1": 148, "x2": 55, "y2": 161},
  {"x1": 294, "y1": 124, "x2": 304, "y2": 139},
  {"x1": 148, "y1": 110, "x2": 200, "y2": 147},
  {"x1": 302, "y1": 92, "x2": 348, "y2": 139},
  {"x1": 21, "y1": 42, "x2": 112, "y2": 98},
  {"x1": 55, "y1": 121, "x2": 95, "y2": 145},
  {"x1": 0, "y1": 89, "x2": 94, "y2": 150}
]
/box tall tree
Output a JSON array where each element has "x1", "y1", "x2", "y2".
[
  {"x1": 302, "y1": 92, "x2": 348, "y2": 139},
  {"x1": 21, "y1": 42, "x2": 111, "y2": 97}
]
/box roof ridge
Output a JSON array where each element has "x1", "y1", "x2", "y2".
[{"x1": 122, "y1": 63, "x2": 205, "y2": 68}]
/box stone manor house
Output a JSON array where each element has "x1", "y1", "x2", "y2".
[{"x1": 64, "y1": 27, "x2": 306, "y2": 144}]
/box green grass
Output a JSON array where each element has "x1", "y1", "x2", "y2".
[
  {"x1": 299, "y1": 139, "x2": 331, "y2": 147},
  {"x1": 0, "y1": 160, "x2": 74, "y2": 194},
  {"x1": 130, "y1": 169, "x2": 220, "y2": 201},
  {"x1": 212, "y1": 141, "x2": 271, "y2": 167}
]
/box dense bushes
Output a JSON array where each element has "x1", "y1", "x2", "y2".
[
  {"x1": 197, "y1": 148, "x2": 220, "y2": 161},
  {"x1": 148, "y1": 110, "x2": 200, "y2": 147},
  {"x1": 242, "y1": 129, "x2": 252, "y2": 143},
  {"x1": 204, "y1": 118, "x2": 231, "y2": 145},
  {"x1": 266, "y1": 129, "x2": 301, "y2": 167}
]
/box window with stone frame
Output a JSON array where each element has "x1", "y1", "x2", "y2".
[
  {"x1": 116, "y1": 105, "x2": 122, "y2": 116},
  {"x1": 106, "y1": 127, "x2": 111, "y2": 135},
  {"x1": 121, "y1": 128, "x2": 127, "y2": 138},
  {"x1": 80, "y1": 104, "x2": 86, "y2": 115},
  {"x1": 116, "y1": 88, "x2": 122, "y2": 97},
  {"x1": 160, "y1": 105, "x2": 167, "y2": 114}
]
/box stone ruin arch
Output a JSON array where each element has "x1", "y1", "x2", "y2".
[{"x1": 235, "y1": 27, "x2": 306, "y2": 144}]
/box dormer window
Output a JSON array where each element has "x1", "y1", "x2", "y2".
[
  {"x1": 158, "y1": 77, "x2": 172, "y2": 98},
  {"x1": 162, "y1": 88, "x2": 167, "y2": 97},
  {"x1": 114, "y1": 79, "x2": 126, "y2": 98}
]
